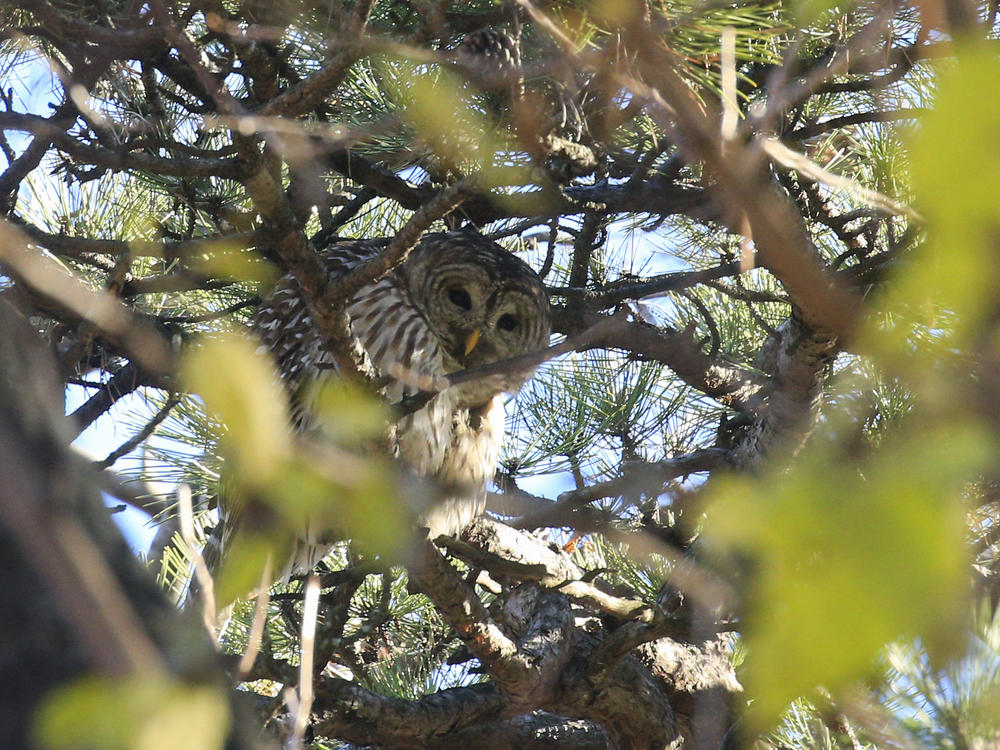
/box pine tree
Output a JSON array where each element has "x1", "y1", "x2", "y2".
[{"x1": 1, "y1": 1, "x2": 999, "y2": 748}]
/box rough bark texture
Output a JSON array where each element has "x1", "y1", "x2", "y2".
[{"x1": 0, "y1": 299, "x2": 260, "y2": 750}]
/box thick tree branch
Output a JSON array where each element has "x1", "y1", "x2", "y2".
[
  {"x1": 71, "y1": 363, "x2": 144, "y2": 433},
  {"x1": 0, "y1": 298, "x2": 255, "y2": 749},
  {"x1": 428, "y1": 713, "x2": 611, "y2": 750},
  {"x1": 408, "y1": 541, "x2": 530, "y2": 693},
  {"x1": 311, "y1": 678, "x2": 504, "y2": 746},
  {"x1": 0, "y1": 221, "x2": 175, "y2": 378},
  {"x1": 553, "y1": 307, "x2": 767, "y2": 413}
]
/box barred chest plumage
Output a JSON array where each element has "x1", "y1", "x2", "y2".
[
  {"x1": 345, "y1": 275, "x2": 504, "y2": 497},
  {"x1": 251, "y1": 232, "x2": 550, "y2": 549}
]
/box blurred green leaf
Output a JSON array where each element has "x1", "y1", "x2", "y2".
[
  {"x1": 187, "y1": 244, "x2": 276, "y2": 291},
  {"x1": 310, "y1": 379, "x2": 390, "y2": 445},
  {"x1": 389, "y1": 63, "x2": 530, "y2": 189},
  {"x1": 785, "y1": 0, "x2": 858, "y2": 28},
  {"x1": 900, "y1": 41, "x2": 1000, "y2": 352},
  {"x1": 706, "y1": 420, "x2": 985, "y2": 728},
  {"x1": 267, "y1": 452, "x2": 408, "y2": 561},
  {"x1": 181, "y1": 333, "x2": 292, "y2": 490},
  {"x1": 36, "y1": 676, "x2": 229, "y2": 750},
  {"x1": 216, "y1": 531, "x2": 285, "y2": 609}
]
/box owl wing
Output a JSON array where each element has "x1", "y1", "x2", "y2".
[
  {"x1": 253, "y1": 239, "x2": 456, "y2": 471},
  {"x1": 252, "y1": 237, "x2": 500, "y2": 545},
  {"x1": 253, "y1": 239, "x2": 388, "y2": 398}
]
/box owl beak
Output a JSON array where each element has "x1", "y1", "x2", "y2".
[{"x1": 463, "y1": 328, "x2": 482, "y2": 357}]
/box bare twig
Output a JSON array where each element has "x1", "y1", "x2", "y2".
[
  {"x1": 549, "y1": 262, "x2": 743, "y2": 308},
  {"x1": 763, "y1": 137, "x2": 922, "y2": 221},
  {"x1": 322, "y1": 177, "x2": 479, "y2": 305},
  {"x1": 288, "y1": 573, "x2": 320, "y2": 748},
  {"x1": 514, "y1": 448, "x2": 730, "y2": 529},
  {"x1": 785, "y1": 108, "x2": 925, "y2": 141},
  {"x1": 720, "y1": 27, "x2": 738, "y2": 142},
  {"x1": 236, "y1": 556, "x2": 274, "y2": 682},
  {"x1": 93, "y1": 394, "x2": 179, "y2": 470},
  {"x1": 0, "y1": 221, "x2": 175, "y2": 377},
  {"x1": 392, "y1": 310, "x2": 631, "y2": 416}
]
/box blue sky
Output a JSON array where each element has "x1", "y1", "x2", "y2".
[{"x1": 67, "y1": 385, "x2": 160, "y2": 552}]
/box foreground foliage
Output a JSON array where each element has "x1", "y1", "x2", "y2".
[{"x1": 1, "y1": 1, "x2": 999, "y2": 748}]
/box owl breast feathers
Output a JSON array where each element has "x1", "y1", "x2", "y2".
[{"x1": 253, "y1": 231, "x2": 551, "y2": 539}]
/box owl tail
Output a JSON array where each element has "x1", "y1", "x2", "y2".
[
  {"x1": 421, "y1": 490, "x2": 487, "y2": 541},
  {"x1": 279, "y1": 528, "x2": 335, "y2": 581}
]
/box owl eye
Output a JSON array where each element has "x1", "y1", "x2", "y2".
[
  {"x1": 448, "y1": 287, "x2": 472, "y2": 310},
  {"x1": 497, "y1": 313, "x2": 518, "y2": 331}
]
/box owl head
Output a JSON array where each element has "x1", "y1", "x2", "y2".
[{"x1": 402, "y1": 231, "x2": 551, "y2": 395}]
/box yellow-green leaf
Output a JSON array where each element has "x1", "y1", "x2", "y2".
[
  {"x1": 874, "y1": 42, "x2": 1000, "y2": 369},
  {"x1": 705, "y1": 421, "x2": 985, "y2": 728},
  {"x1": 181, "y1": 333, "x2": 292, "y2": 489},
  {"x1": 36, "y1": 676, "x2": 229, "y2": 750}
]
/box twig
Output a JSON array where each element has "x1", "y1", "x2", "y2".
[
  {"x1": 393, "y1": 310, "x2": 631, "y2": 417},
  {"x1": 450, "y1": 309, "x2": 628, "y2": 388},
  {"x1": 751, "y1": 9, "x2": 895, "y2": 134},
  {"x1": 178, "y1": 484, "x2": 217, "y2": 644},
  {"x1": 622, "y1": 32, "x2": 862, "y2": 337},
  {"x1": 322, "y1": 177, "x2": 479, "y2": 306},
  {"x1": 93, "y1": 394, "x2": 179, "y2": 470},
  {"x1": 679, "y1": 289, "x2": 721, "y2": 358},
  {"x1": 0, "y1": 112, "x2": 242, "y2": 178},
  {"x1": 720, "y1": 27, "x2": 738, "y2": 142},
  {"x1": 548, "y1": 262, "x2": 742, "y2": 308},
  {"x1": 785, "y1": 108, "x2": 925, "y2": 141},
  {"x1": 514, "y1": 448, "x2": 730, "y2": 529},
  {"x1": 158, "y1": 298, "x2": 259, "y2": 324},
  {"x1": 236, "y1": 555, "x2": 273, "y2": 682},
  {"x1": 19, "y1": 222, "x2": 263, "y2": 260},
  {"x1": 91, "y1": 466, "x2": 168, "y2": 517},
  {"x1": 587, "y1": 614, "x2": 676, "y2": 685},
  {"x1": 259, "y1": 48, "x2": 360, "y2": 119},
  {"x1": 762, "y1": 137, "x2": 923, "y2": 222},
  {"x1": 313, "y1": 187, "x2": 378, "y2": 246},
  {"x1": 703, "y1": 279, "x2": 787, "y2": 305},
  {"x1": 287, "y1": 573, "x2": 320, "y2": 748}
]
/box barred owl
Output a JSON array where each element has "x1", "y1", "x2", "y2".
[{"x1": 253, "y1": 230, "x2": 550, "y2": 547}]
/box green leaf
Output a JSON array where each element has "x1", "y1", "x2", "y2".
[
  {"x1": 36, "y1": 676, "x2": 229, "y2": 750},
  {"x1": 181, "y1": 333, "x2": 293, "y2": 490},
  {"x1": 388, "y1": 63, "x2": 530, "y2": 190},
  {"x1": 309, "y1": 379, "x2": 391, "y2": 444},
  {"x1": 877, "y1": 42, "x2": 1000, "y2": 366},
  {"x1": 705, "y1": 420, "x2": 985, "y2": 729},
  {"x1": 186, "y1": 243, "x2": 276, "y2": 290}
]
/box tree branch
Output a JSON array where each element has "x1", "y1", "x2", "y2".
[
  {"x1": 408, "y1": 541, "x2": 530, "y2": 693},
  {"x1": 552, "y1": 307, "x2": 767, "y2": 413},
  {"x1": 311, "y1": 678, "x2": 504, "y2": 746},
  {"x1": 785, "y1": 107, "x2": 926, "y2": 141},
  {"x1": 93, "y1": 394, "x2": 178, "y2": 470}
]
